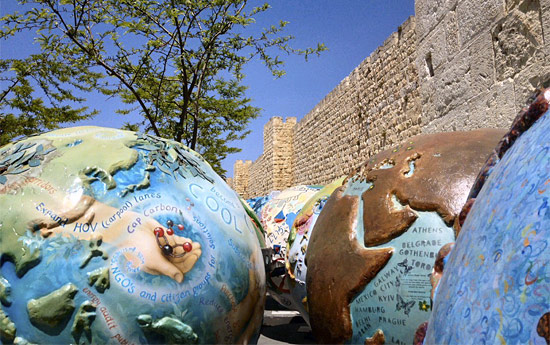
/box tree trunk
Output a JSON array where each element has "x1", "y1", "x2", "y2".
[{"x1": 191, "y1": 115, "x2": 198, "y2": 150}]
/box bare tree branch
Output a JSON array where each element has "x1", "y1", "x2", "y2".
[{"x1": 45, "y1": 0, "x2": 161, "y2": 136}]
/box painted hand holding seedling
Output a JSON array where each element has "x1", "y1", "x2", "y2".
[{"x1": 30, "y1": 194, "x2": 201, "y2": 283}]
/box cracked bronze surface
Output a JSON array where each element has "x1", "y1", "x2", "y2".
[
  {"x1": 306, "y1": 130, "x2": 504, "y2": 344},
  {"x1": 358, "y1": 129, "x2": 505, "y2": 246},
  {"x1": 365, "y1": 329, "x2": 385, "y2": 345},
  {"x1": 306, "y1": 188, "x2": 393, "y2": 344},
  {"x1": 538, "y1": 312, "x2": 550, "y2": 345}
]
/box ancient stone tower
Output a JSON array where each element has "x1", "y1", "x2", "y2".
[
  {"x1": 233, "y1": 117, "x2": 296, "y2": 199},
  {"x1": 232, "y1": 159, "x2": 252, "y2": 199}
]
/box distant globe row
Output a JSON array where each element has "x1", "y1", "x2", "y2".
[{"x1": 0, "y1": 89, "x2": 549, "y2": 344}]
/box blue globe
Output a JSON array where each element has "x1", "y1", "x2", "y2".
[
  {"x1": 426, "y1": 90, "x2": 550, "y2": 344},
  {"x1": 0, "y1": 126, "x2": 265, "y2": 344}
]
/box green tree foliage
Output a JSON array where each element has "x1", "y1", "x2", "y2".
[
  {"x1": 0, "y1": 51, "x2": 101, "y2": 146},
  {"x1": 0, "y1": 0, "x2": 326, "y2": 176}
]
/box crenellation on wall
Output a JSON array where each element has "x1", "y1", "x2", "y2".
[
  {"x1": 243, "y1": 117, "x2": 297, "y2": 198},
  {"x1": 232, "y1": 160, "x2": 252, "y2": 198},
  {"x1": 232, "y1": 1, "x2": 550, "y2": 198}
]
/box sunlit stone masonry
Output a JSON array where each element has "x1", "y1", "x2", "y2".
[{"x1": 232, "y1": 0, "x2": 550, "y2": 199}]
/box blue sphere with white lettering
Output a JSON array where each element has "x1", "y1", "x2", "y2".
[{"x1": 0, "y1": 126, "x2": 265, "y2": 344}]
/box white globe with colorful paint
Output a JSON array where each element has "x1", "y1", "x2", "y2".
[
  {"x1": 259, "y1": 185, "x2": 321, "y2": 308},
  {"x1": 285, "y1": 177, "x2": 345, "y2": 324}
]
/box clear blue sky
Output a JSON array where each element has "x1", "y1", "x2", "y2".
[
  {"x1": 223, "y1": 0, "x2": 415, "y2": 176},
  {"x1": 1, "y1": 1, "x2": 415, "y2": 177}
]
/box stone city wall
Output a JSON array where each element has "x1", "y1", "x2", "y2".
[
  {"x1": 231, "y1": 160, "x2": 252, "y2": 198},
  {"x1": 293, "y1": 16, "x2": 421, "y2": 186},
  {"x1": 232, "y1": 0, "x2": 550, "y2": 199},
  {"x1": 416, "y1": 0, "x2": 550, "y2": 133}
]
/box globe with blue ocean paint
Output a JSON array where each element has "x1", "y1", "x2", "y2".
[
  {"x1": 0, "y1": 126, "x2": 265, "y2": 344},
  {"x1": 305, "y1": 129, "x2": 505, "y2": 344},
  {"x1": 425, "y1": 90, "x2": 550, "y2": 345}
]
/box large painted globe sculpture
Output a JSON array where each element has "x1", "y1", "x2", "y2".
[
  {"x1": 305, "y1": 129, "x2": 505, "y2": 344},
  {"x1": 425, "y1": 90, "x2": 550, "y2": 344},
  {"x1": 285, "y1": 177, "x2": 344, "y2": 325},
  {"x1": 246, "y1": 191, "x2": 280, "y2": 217},
  {"x1": 259, "y1": 185, "x2": 321, "y2": 309},
  {"x1": 0, "y1": 126, "x2": 266, "y2": 344}
]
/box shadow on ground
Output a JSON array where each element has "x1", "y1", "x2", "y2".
[{"x1": 258, "y1": 295, "x2": 315, "y2": 345}]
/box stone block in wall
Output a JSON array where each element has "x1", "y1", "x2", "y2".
[
  {"x1": 458, "y1": 0, "x2": 506, "y2": 47},
  {"x1": 433, "y1": 51, "x2": 472, "y2": 116},
  {"x1": 468, "y1": 79, "x2": 517, "y2": 129},
  {"x1": 444, "y1": 10, "x2": 460, "y2": 60},
  {"x1": 417, "y1": 24, "x2": 448, "y2": 77},
  {"x1": 416, "y1": 24, "x2": 469, "y2": 125},
  {"x1": 513, "y1": 62, "x2": 550, "y2": 111},
  {"x1": 424, "y1": 80, "x2": 516, "y2": 134},
  {"x1": 469, "y1": 31, "x2": 496, "y2": 95},
  {"x1": 492, "y1": 4, "x2": 545, "y2": 81},
  {"x1": 415, "y1": 0, "x2": 459, "y2": 40},
  {"x1": 542, "y1": 0, "x2": 550, "y2": 54},
  {"x1": 422, "y1": 107, "x2": 468, "y2": 133},
  {"x1": 418, "y1": 75, "x2": 437, "y2": 126}
]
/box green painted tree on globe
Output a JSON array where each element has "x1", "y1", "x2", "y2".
[{"x1": 0, "y1": 0, "x2": 326, "y2": 176}]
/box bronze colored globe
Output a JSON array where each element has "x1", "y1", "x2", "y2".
[{"x1": 305, "y1": 129, "x2": 504, "y2": 344}]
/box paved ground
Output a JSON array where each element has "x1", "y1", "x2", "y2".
[{"x1": 258, "y1": 296, "x2": 315, "y2": 345}]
